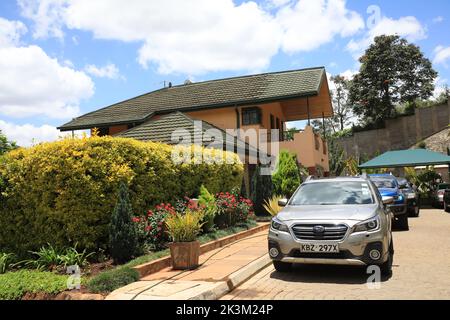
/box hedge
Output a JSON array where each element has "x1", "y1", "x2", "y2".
[{"x1": 0, "y1": 136, "x2": 243, "y2": 257}]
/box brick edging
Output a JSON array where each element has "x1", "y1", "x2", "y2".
[{"x1": 133, "y1": 223, "x2": 270, "y2": 278}]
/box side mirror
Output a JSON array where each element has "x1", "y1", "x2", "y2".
[
  {"x1": 278, "y1": 199, "x2": 288, "y2": 207},
  {"x1": 382, "y1": 196, "x2": 394, "y2": 205}
]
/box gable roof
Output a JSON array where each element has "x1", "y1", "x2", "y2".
[
  {"x1": 359, "y1": 149, "x2": 450, "y2": 169},
  {"x1": 116, "y1": 112, "x2": 261, "y2": 155},
  {"x1": 59, "y1": 67, "x2": 327, "y2": 131}
]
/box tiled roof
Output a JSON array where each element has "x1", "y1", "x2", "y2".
[
  {"x1": 59, "y1": 67, "x2": 326, "y2": 131},
  {"x1": 117, "y1": 112, "x2": 261, "y2": 154}
]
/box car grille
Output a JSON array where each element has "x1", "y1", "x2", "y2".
[{"x1": 291, "y1": 224, "x2": 348, "y2": 241}]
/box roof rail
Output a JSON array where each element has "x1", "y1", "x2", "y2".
[
  {"x1": 360, "y1": 172, "x2": 368, "y2": 179},
  {"x1": 304, "y1": 175, "x2": 315, "y2": 182}
]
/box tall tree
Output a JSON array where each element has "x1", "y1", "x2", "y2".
[
  {"x1": 350, "y1": 35, "x2": 437, "y2": 125},
  {"x1": 312, "y1": 75, "x2": 353, "y2": 137},
  {"x1": 331, "y1": 75, "x2": 353, "y2": 131},
  {"x1": 0, "y1": 130, "x2": 17, "y2": 155}
]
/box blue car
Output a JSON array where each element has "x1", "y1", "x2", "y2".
[{"x1": 369, "y1": 174, "x2": 409, "y2": 230}]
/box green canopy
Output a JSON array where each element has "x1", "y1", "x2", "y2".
[{"x1": 359, "y1": 149, "x2": 450, "y2": 169}]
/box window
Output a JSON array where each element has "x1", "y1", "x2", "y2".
[
  {"x1": 276, "y1": 117, "x2": 280, "y2": 129},
  {"x1": 242, "y1": 107, "x2": 262, "y2": 125},
  {"x1": 270, "y1": 114, "x2": 275, "y2": 129},
  {"x1": 98, "y1": 127, "x2": 109, "y2": 136},
  {"x1": 290, "y1": 182, "x2": 375, "y2": 205}
]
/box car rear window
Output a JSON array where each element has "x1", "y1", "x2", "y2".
[
  {"x1": 290, "y1": 182, "x2": 375, "y2": 205},
  {"x1": 370, "y1": 178, "x2": 396, "y2": 189}
]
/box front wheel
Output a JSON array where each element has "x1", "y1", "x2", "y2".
[
  {"x1": 273, "y1": 261, "x2": 292, "y2": 272},
  {"x1": 380, "y1": 241, "x2": 394, "y2": 277},
  {"x1": 395, "y1": 214, "x2": 409, "y2": 231},
  {"x1": 445, "y1": 201, "x2": 450, "y2": 213},
  {"x1": 409, "y1": 205, "x2": 420, "y2": 217}
]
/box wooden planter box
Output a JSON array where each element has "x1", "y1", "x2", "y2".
[{"x1": 169, "y1": 241, "x2": 200, "y2": 270}]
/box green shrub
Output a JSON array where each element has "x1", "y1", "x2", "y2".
[
  {"x1": 25, "y1": 244, "x2": 62, "y2": 271},
  {"x1": 250, "y1": 165, "x2": 273, "y2": 216},
  {"x1": 0, "y1": 270, "x2": 68, "y2": 300},
  {"x1": 0, "y1": 253, "x2": 15, "y2": 274},
  {"x1": 0, "y1": 136, "x2": 243, "y2": 257},
  {"x1": 87, "y1": 267, "x2": 139, "y2": 294},
  {"x1": 198, "y1": 185, "x2": 216, "y2": 232},
  {"x1": 110, "y1": 182, "x2": 139, "y2": 264},
  {"x1": 272, "y1": 150, "x2": 301, "y2": 198},
  {"x1": 24, "y1": 244, "x2": 94, "y2": 271}
]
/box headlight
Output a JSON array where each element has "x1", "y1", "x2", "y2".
[
  {"x1": 352, "y1": 216, "x2": 380, "y2": 233},
  {"x1": 397, "y1": 194, "x2": 404, "y2": 202},
  {"x1": 407, "y1": 193, "x2": 416, "y2": 199},
  {"x1": 271, "y1": 218, "x2": 289, "y2": 233}
]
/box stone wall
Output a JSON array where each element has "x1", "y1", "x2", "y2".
[{"x1": 336, "y1": 101, "x2": 450, "y2": 158}]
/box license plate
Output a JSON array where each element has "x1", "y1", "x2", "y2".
[{"x1": 300, "y1": 243, "x2": 339, "y2": 253}]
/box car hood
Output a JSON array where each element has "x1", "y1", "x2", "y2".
[
  {"x1": 277, "y1": 204, "x2": 378, "y2": 222},
  {"x1": 377, "y1": 188, "x2": 399, "y2": 197}
]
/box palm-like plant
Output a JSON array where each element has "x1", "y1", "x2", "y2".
[{"x1": 263, "y1": 196, "x2": 284, "y2": 217}]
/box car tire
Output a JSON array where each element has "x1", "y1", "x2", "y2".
[
  {"x1": 273, "y1": 261, "x2": 292, "y2": 272},
  {"x1": 445, "y1": 201, "x2": 450, "y2": 213},
  {"x1": 380, "y1": 240, "x2": 394, "y2": 277},
  {"x1": 396, "y1": 214, "x2": 409, "y2": 231},
  {"x1": 410, "y1": 205, "x2": 420, "y2": 218}
]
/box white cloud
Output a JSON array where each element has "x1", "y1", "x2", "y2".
[
  {"x1": 17, "y1": 0, "x2": 67, "y2": 39},
  {"x1": 433, "y1": 77, "x2": 448, "y2": 99},
  {"x1": 433, "y1": 16, "x2": 444, "y2": 24},
  {"x1": 434, "y1": 45, "x2": 450, "y2": 67},
  {"x1": 18, "y1": 0, "x2": 365, "y2": 75},
  {"x1": 85, "y1": 63, "x2": 122, "y2": 79},
  {"x1": 0, "y1": 120, "x2": 68, "y2": 147},
  {"x1": 0, "y1": 17, "x2": 94, "y2": 119},
  {"x1": 0, "y1": 17, "x2": 27, "y2": 47},
  {"x1": 276, "y1": 0, "x2": 364, "y2": 53},
  {"x1": 347, "y1": 16, "x2": 427, "y2": 58}
]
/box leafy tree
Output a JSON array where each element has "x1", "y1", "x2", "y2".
[
  {"x1": 327, "y1": 138, "x2": 346, "y2": 176},
  {"x1": 350, "y1": 35, "x2": 437, "y2": 125},
  {"x1": 0, "y1": 130, "x2": 17, "y2": 156},
  {"x1": 331, "y1": 75, "x2": 353, "y2": 131},
  {"x1": 250, "y1": 165, "x2": 273, "y2": 216},
  {"x1": 272, "y1": 151, "x2": 301, "y2": 198},
  {"x1": 109, "y1": 182, "x2": 139, "y2": 264}
]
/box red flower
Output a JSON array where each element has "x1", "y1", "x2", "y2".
[{"x1": 132, "y1": 217, "x2": 140, "y2": 223}]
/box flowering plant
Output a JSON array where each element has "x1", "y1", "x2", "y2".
[
  {"x1": 215, "y1": 191, "x2": 254, "y2": 227},
  {"x1": 134, "y1": 202, "x2": 176, "y2": 250}
]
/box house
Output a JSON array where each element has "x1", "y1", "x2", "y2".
[{"x1": 58, "y1": 67, "x2": 333, "y2": 178}]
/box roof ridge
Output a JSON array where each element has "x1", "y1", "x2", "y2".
[{"x1": 166, "y1": 66, "x2": 326, "y2": 89}]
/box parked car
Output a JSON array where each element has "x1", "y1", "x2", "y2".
[
  {"x1": 369, "y1": 174, "x2": 409, "y2": 230},
  {"x1": 432, "y1": 183, "x2": 450, "y2": 208},
  {"x1": 269, "y1": 176, "x2": 394, "y2": 276},
  {"x1": 443, "y1": 189, "x2": 450, "y2": 213},
  {"x1": 397, "y1": 177, "x2": 420, "y2": 217}
]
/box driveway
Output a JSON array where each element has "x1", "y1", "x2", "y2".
[{"x1": 222, "y1": 209, "x2": 450, "y2": 300}]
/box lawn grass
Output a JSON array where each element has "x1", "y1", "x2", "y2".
[{"x1": 0, "y1": 270, "x2": 69, "y2": 300}]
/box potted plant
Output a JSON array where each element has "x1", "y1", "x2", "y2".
[{"x1": 166, "y1": 209, "x2": 203, "y2": 270}]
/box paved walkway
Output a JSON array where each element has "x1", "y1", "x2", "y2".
[
  {"x1": 222, "y1": 209, "x2": 450, "y2": 300},
  {"x1": 106, "y1": 230, "x2": 269, "y2": 300}
]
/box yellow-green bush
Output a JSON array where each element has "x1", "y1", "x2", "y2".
[{"x1": 0, "y1": 136, "x2": 243, "y2": 257}]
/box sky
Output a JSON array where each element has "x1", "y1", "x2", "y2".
[{"x1": 0, "y1": 0, "x2": 449, "y2": 146}]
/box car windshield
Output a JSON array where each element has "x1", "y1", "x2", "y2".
[
  {"x1": 290, "y1": 181, "x2": 375, "y2": 205},
  {"x1": 370, "y1": 178, "x2": 396, "y2": 189}
]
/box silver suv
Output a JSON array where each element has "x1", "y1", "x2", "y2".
[{"x1": 268, "y1": 176, "x2": 394, "y2": 276}]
